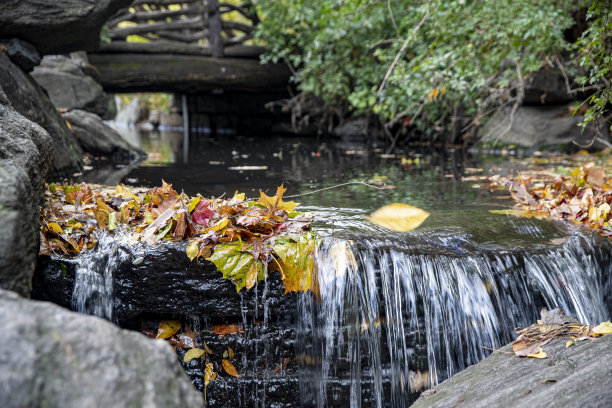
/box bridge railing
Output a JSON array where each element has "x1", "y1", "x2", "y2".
[{"x1": 105, "y1": 0, "x2": 258, "y2": 57}]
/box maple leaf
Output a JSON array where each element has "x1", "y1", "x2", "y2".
[
  {"x1": 192, "y1": 201, "x2": 213, "y2": 226},
  {"x1": 258, "y1": 184, "x2": 300, "y2": 213}
]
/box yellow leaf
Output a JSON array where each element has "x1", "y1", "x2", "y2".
[
  {"x1": 245, "y1": 262, "x2": 258, "y2": 290},
  {"x1": 566, "y1": 340, "x2": 574, "y2": 348},
  {"x1": 592, "y1": 321, "x2": 612, "y2": 335},
  {"x1": 188, "y1": 196, "x2": 201, "y2": 213},
  {"x1": 204, "y1": 218, "x2": 230, "y2": 233},
  {"x1": 47, "y1": 222, "x2": 63, "y2": 234},
  {"x1": 228, "y1": 346, "x2": 235, "y2": 360},
  {"x1": 258, "y1": 184, "x2": 300, "y2": 212},
  {"x1": 204, "y1": 362, "x2": 216, "y2": 387},
  {"x1": 526, "y1": 347, "x2": 548, "y2": 359},
  {"x1": 155, "y1": 320, "x2": 180, "y2": 339},
  {"x1": 115, "y1": 184, "x2": 133, "y2": 197},
  {"x1": 366, "y1": 203, "x2": 430, "y2": 232},
  {"x1": 183, "y1": 348, "x2": 205, "y2": 362},
  {"x1": 222, "y1": 359, "x2": 240, "y2": 378},
  {"x1": 186, "y1": 241, "x2": 199, "y2": 261},
  {"x1": 232, "y1": 191, "x2": 245, "y2": 202}
]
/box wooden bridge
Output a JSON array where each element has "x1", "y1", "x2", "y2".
[{"x1": 88, "y1": 0, "x2": 289, "y2": 93}]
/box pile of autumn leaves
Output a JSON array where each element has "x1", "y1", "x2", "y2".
[
  {"x1": 511, "y1": 308, "x2": 611, "y2": 359},
  {"x1": 491, "y1": 164, "x2": 612, "y2": 237},
  {"x1": 40, "y1": 181, "x2": 317, "y2": 293}
]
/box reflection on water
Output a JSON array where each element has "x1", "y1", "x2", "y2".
[{"x1": 85, "y1": 125, "x2": 581, "y2": 248}]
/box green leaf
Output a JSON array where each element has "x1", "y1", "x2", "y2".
[
  {"x1": 108, "y1": 212, "x2": 119, "y2": 231},
  {"x1": 208, "y1": 243, "x2": 265, "y2": 292},
  {"x1": 273, "y1": 233, "x2": 319, "y2": 294}
]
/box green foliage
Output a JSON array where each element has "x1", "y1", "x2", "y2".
[
  {"x1": 254, "y1": 0, "x2": 593, "y2": 134},
  {"x1": 574, "y1": 0, "x2": 611, "y2": 133}
]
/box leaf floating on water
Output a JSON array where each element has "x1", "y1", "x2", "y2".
[
  {"x1": 592, "y1": 321, "x2": 612, "y2": 335},
  {"x1": 183, "y1": 348, "x2": 205, "y2": 362},
  {"x1": 155, "y1": 320, "x2": 181, "y2": 339},
  {"x1": 222, "y1": 359, "x2": 240, "y2": 378},
  {"x1": 488, "y1": 209, "x2": 548, "y2": 219},
  {"x1": 366, "y1": 203, "x2": 430, "y2": 232},
  {"x1": 132, "y1": 256, "x2": 144, "y2": 265}
]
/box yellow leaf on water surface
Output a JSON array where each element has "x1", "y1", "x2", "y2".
[
  {"x1": 183, "y1": 348, "x2": 205, "y2": 362},
  {"x1": 526, "y1": 348, "x2": 548, "y2": 359},
  {"x1": 155, "y1": 320, "x2": 181, "y2": 339},
  {"x1": 366, "y1": 203, "x2": 430, "y2": 232},
  {"x1": 222, "y1": 359, "x2": 240, "y2": 378},
  {"x1": 592, "y1": 321, "x2": 612, "y2": 335},
  {"x1": 489, "y1": 209, "x2": 548, "y2": 219}
]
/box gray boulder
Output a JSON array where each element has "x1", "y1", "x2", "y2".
[
  {"x1": 481, "y1": 103, "x2": 610, "y2": 148},
  {"x1": 412, "y1": 335, "x2": 612, "y2": 408},
  {"x1": 0, "y1": 86, "x2": 51, "y2": 297},
  {"x1": 0, "y1": 288, "x2": 204, "y2": 408},
  {"x1": 32, "y1": 55, "x2": 113, "y2": 119},
  {"x1": 0, "y1": 0, "x2": 133, "y2": 55},
  {"x1": 0, "y1": 38, "x2": 41, "y2": 72},
  {"x1": 0, "y1": 53, "x2": 83, "y2": 177},
  {"x1": 62, "y1": 109, "x2": 145, "y2": 161}
]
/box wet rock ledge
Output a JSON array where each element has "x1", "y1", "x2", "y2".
[{"x1": 412, "y1": 335, "x2": 612, "y2": 408}]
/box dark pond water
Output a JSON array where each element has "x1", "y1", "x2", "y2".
[{"x1": 83, "y1": 125, "x2": 571, "y2": 249}]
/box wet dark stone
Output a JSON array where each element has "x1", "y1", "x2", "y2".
[{"x1": 33, "y1": 241, "x2": 298, "y2": 325}]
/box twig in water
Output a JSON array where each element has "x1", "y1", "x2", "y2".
[{"x1": 284, "y1": 180, "x2": 387, "y2": 199}]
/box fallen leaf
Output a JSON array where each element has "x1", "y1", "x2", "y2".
[
  {"x1": 566, "y1": 340, "x2": 574, "y2": 348},
  {"x1": 258, "y1": 184, "x2": 300, "y2": 212},
  {"x1": 366, "y1": 203, "x2": 430, "y2": 232},
  {"x1": 222, "y1": 359, "x2": 240, "y2": 378},
  {"x1": 542, "y1": 379, "x2": 558, "y2": 384},
  {"x1": 212, "y1": 323, "x2": 244, "y2": 337},
  {"x1": 186, "y1": 241, "x2": 199, "y2": 261},
  {"x1": 273, "y1": 233, "x2": 319, "y2": 294},
  {"x1": 227, "y1": 346, "x2": 235, "y2": 360},
  {"x1": 183, "y1": 348, "x2": 205, "y2": 362},
  {"x1": 526, "y1": 348, "x2": 548, "y2": 359},
  {"x1": 156, "y1": 320, "x2": 181, "y2": 339},
  {"x1": 592, "y1": 321, "x2": 612, "y2": 335}
]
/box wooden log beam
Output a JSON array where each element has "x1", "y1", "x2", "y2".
[
  {"x1": 97, "y1": 42, "x2": 267, "y2": 58},
  {"x1": 109, "y1": 17, "x2": 205, "y2": 39},
  {"x1": 88, "y1": 53, "x2": 290, "y2": 93}
]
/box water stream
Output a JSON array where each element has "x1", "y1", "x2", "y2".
[
  {"x1": 70, "y1": 132, "x2": 612, "y2": 407},
  {"x1": 298, "y1": 230, "x2": 611, "y2": 407}
]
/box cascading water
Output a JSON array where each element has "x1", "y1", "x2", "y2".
[
  {"x1": 71, "y1": 231, "x2": 128, "y2": 322},
  {"x1": 298, "y1": 230, "x2": 611, "y2": 407}
]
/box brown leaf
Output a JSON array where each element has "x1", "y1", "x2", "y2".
[
  {"x1": 39, "y1": 231, "x2": 51, "y2": 256},
  {"x1": 212, "y1": 323, "x2": 243, "y2": 337},
  {"x1": 586, "y1": 168, "x2": 606, "y2": 188},
  {"x1": 222, "y1": 359, "x2": 240, "y2": 378}
]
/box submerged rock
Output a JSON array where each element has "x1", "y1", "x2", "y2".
[
  {"x1": 411, "y1": 335, "x2": 612, "y2": 408},
  {"x1": 62, "y1": 109, "x2": 145, "y2": 161},
  {"x1": 0, "y1": 0, "x2": 133, "y2": 55},
  {"x1": 0, "y1": 288, "x2": 203, "y2": 408}
]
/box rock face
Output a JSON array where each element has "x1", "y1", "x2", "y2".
[
  {"x1": 32, "y1": 55, "x2": 113, "y2": 119},
  {"x1": 0, "y1": 288, "x2": 203, "y2": 408},
  {"x1": 33, "y1": 240, "x2": 297, "y2": 325},
  {"x1": 62, "y1": 109, "x2": 145, "y2": 161},
  {"x1": 0, "y1": 38, "x2": 41, "y2": 72},
  {"x1": 0, "y1": 53, "x2": 83, "y2": 177},
  {"x1": 0, "y1": 0, "x2": 134, "y2": 55},
  {"x1": 0, "y1": 86, "x2": 52, "y2": 297},
  {"x1": 411, "y1": 335, "x2": 612, "y2": 408},
  {"x1": 523, "y1": 67, "x2": 575, "y2": 105},
  {"x1": 480, "y1": 103, "x2": 610, "y2": 148}
]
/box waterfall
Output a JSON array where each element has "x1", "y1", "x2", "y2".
[
  {"x1": 71, "y1": 231, "x2": 128, "y2": 322},
  {"x1": 298, "y1": 231, "x2": 611, "y2": 407}
]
